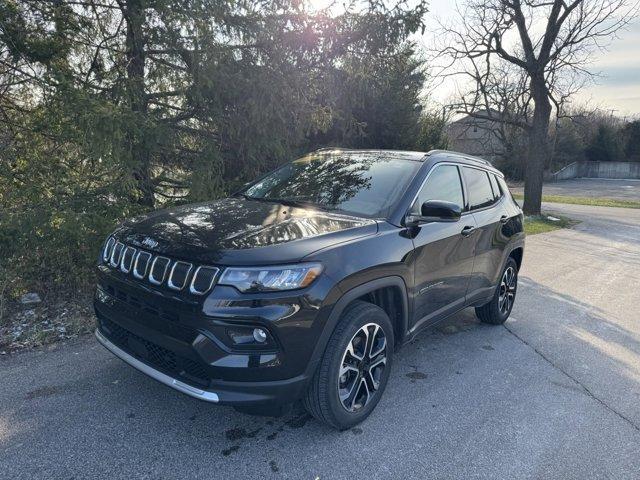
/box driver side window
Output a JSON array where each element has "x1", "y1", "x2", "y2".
[{"x1": 414, "y1": 165, "x2": 464, "y2": 212}]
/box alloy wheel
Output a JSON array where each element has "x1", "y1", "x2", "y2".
[
  {"x1": 498, "y1": 266, "x2": 517, "y2": 315},
  {"x1": 337, "y1": 323, "x2": 387, "y2": 413}
]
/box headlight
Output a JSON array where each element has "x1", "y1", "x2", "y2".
[{"x1": 218, "y1": 263, "x2": 323, "y2": 292}]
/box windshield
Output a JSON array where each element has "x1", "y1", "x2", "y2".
[{"x1": 241, "y1": 152, "x2": 421, "y2": 218}]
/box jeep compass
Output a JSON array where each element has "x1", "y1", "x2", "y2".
[{"x1": 95, "y1": 148, "x2": 525, "y2": 430}]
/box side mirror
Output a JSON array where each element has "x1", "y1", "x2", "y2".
[{"x1": 406, "y1": 200, "x2": 462, "y2": 226}]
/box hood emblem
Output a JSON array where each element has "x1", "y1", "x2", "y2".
[{"x1": 141, "y1": 237, "x2": 159, "y2": 249}]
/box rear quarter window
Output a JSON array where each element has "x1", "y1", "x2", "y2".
[
  {"x1": 497, "y1": 176, "x2": 519, "y2": 206},
  {"x1": 462, "y1": 167, "x2": 494, "y2": 210},
  {"x1": 489, "y1": 174, "x2": 502, "y2": 200}
]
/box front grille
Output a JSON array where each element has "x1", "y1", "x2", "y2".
[
  {"x1": 102, "y1": 237, "x2": 219, "y2": 295},
  {"x1": 102, "y1": 283, "x2": 187, "y2": 325},
  {"x1": 99, "y1": 314, "x2": 210, "y2": 387}
]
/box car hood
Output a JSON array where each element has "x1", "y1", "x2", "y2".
[{"x1": 115, "y1": 197, "x2": 378, "y2": 265}]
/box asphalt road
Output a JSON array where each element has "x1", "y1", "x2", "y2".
[
  {"x1": 1, "y1": 202, "x2": 639, "y2": 479},
  {"x1": 511, "y1": 178, "x2": 640, "y2": 202}
]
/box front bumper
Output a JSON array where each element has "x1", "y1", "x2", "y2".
[
  {"x1": 95, "y1": 301, "x2": 314, "y2": 405},
  {"x1": 96, "y1": 329, "x2": 220, "y2": 402},
  {"x1": 94, "y1": 266, "x2": 337, "y2": 406}
]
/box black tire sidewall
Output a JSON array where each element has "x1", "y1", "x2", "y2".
[
  {"x1": 323, "y1": 304, "x2": 394, "y2": 429},
  {"x1": 494, "y1": 257, "x2": 518, "y2": 321}
]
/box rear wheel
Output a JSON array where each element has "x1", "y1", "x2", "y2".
[
  {"x1": 475, "y1": 257, "x2": 518, "y2": 325},
  {"x1": 303, "y1": 301, "x2": 394, "y2": 430}
]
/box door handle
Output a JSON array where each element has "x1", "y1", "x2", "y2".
[
  {"x1": 500, "y1": 215, "x2": 509, "y2": 224},
  {"x1": 461, "y1": 225, "x2": 476, "y2": 237}
]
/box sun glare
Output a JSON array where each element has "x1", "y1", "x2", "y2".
[{"x1": 306, "y1": 0, "x2": 340, "y2": 13}]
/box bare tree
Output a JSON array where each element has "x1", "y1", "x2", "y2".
[{"x1": 437, "y1": 0, "x2": 637, "y2": 215}]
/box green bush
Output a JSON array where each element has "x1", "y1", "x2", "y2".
[{"x1": 0, "y1": 1, "x2": 436, "y2": 304}]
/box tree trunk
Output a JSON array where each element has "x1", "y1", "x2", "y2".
[
  {"x1": 523, "y1": 77, "x2": 552, "y2": 216},
  {"x1": 124, "y1": 0, "x2": 154, "y2": 208}
]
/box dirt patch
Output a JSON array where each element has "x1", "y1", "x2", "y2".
[
  {"x1": 221, "y1": 445, "x2": 240, "y2": 456},
  {"x1": 1, "y1": 297, "x2": 93, "y2": 353},
  {"x1": 225, "y1": 427, "x2": 262, "y2": 441},
  {"x1": 406, "y1": 371, "x2": 428, "y2": 383},
  {"x1": 25, "y1": 385, "x2": 64, "y2": 400},
  {"x1": 284, "y1": 413, "x2": 311, "y2": 429},
  {"x1": 436, "y1": 317, "x2": 478, "y2": 335}
]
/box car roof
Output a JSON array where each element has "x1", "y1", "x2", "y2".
[{"x1": 313, "y1": 148, "x2": 501, "y2": 174}]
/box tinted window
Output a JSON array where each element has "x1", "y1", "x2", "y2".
[
  {"x1": 463, "y1": 167, "x2": 495, "y2": 210},
  {"x1": 243, "y1": 152, "x2": 421, "y2": 218},
  {"x1": 415, "y1": 165, "x2": 464, "y2": 211},
  {"x1": 497, "y1": 175, "x2": 518, "y2": 205},
  {"x1": 489, "y1": 174, "x2": 501, "y2": 200}
]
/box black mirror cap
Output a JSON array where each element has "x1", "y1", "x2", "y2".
[{"x1": 418, "y1": 200, "x2": 462, "y2": 223}]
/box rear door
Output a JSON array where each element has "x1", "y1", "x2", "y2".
[
  {"x1": 410, "y1": 164, "x2": 476, "y2": 330},
  {"x1": 461, "y1": 167, "x2": 510, "y2": 301}
]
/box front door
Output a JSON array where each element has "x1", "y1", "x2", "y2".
[{"x1": 410, "y1": 164, "x2": 476, "y2": 331}]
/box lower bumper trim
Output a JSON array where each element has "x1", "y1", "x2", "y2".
[{"x1": 95, "y1": 329, "x2": 219, "y2": 403}]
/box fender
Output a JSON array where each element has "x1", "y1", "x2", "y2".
[
  {"x1": 302, "y1": 276, "x2": 409, "y2": 379},
  {"x1": 499, "y1": 241, "x2": 525, "y2": 276},
  {"x1": 466, "y1": 241, "x2": 525, "y2": 308}
]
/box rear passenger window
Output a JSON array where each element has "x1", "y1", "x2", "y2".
[
  {"x1": 497, "y1": 175, "x2": 518, "y2": 205},
  {"x1": 415, "y1": 165, "x2": 464, "y2": 211},
  {"x1": 489, "y1": 174, "x2": 501, "y2": 200},
  {"x1": 462, "y1": 167, "x2": 494, "y2": 210}
]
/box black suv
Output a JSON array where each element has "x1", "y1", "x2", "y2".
[{"x1": 95, "y1": 149, "x2": 524, "y2": 429}]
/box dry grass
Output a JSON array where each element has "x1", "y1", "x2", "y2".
[
  {"x1": 513, "y1": 194, "x2": 640, "y2": 209},
  {"x1": 524, "y1": 213, "x2": 576, "y2": 235}
]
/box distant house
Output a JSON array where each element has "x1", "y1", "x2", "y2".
[{"x1": 446, "y1": 111, "x2": 505, "y2": 163}]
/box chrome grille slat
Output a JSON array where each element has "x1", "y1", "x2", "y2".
[
  {"x1": 120, "y1": 246, "x2": 137, "y2": 273},
  {"x1": 190, "y1": 266, "x2": 220, "y2": 295},
  {"x1": 133, "y1": 251, "x2": 152, "y2": 279},
  {"x1": 149, "y1": 256, "x2": 171, "y2": 285},
  {"x1": 110, "y1": 242, "x2": 125, "y2": 267},
  {"x1": 102, "y1": 237, "x2": 116, "y2": 262},
  {"x1": 168, "y1": 261, "x2": 193, "y2": 291}
]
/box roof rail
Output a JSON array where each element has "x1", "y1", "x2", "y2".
[
  {"x1": 426, "y1": 149, "x2": 492, "y2": 166},
  {"x1": 314, "y1": 147, "x2": 343, "y2": 152}
]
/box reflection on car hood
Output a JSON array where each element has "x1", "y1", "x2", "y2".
[{"x1": 116, "y1": 197, "x2": 378, "y2": 264}]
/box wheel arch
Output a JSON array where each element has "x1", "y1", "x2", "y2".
[
  {"x1": 304, "y1": 276, "x2": 409, "y2": 378},
  {"x1": 509, "y1": 246, "x2": 524, "y2": 271}
]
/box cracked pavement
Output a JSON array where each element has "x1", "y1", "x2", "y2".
[{"x1": 1, "y1": 199, "x2": 639, "y2": 479}]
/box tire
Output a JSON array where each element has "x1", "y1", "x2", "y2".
[
  {"x1": 303, "y1": 300, "x2": 394, "y2": 430},
  {"x1": 475, "y1": 256, "x2": 518, "y2": 325}
]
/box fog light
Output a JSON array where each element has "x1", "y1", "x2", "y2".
[{"x1": 253, "y1": 328, "x2": 268, "y2": 343}]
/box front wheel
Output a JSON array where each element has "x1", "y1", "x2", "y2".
[
  {"x1": 303, "y1": 301, "x2": 394, "y2": 430},
  {"x1": 475, "y1": 257, "x2": 518, "y2": 325}
]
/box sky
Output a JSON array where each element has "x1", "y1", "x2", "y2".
[{"x1": 420, "y1": 0, "x2": 640, "y2": 118}]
